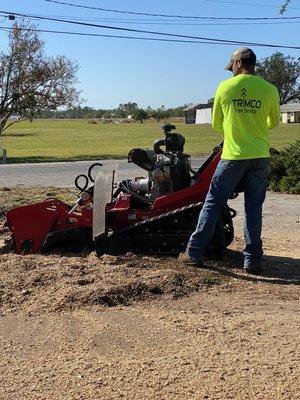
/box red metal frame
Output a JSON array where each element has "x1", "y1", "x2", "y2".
[
  {"x1": 107, "y1": 150, "x2": 221, "y2": 230},
  {"x1": 6, "y1": 199, "x2": 93, "y2": 254}
]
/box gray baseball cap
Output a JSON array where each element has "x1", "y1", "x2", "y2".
[{"x1": 225, "y1": 47, "x2": 256, "y2": 71}]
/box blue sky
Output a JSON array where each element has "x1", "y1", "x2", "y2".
[{"x1": 1, "y1": 0, "x2": 299, "y2": 108}]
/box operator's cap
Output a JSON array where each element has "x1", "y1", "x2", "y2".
[{"x1": 225, "y1": 47, "x2": 256, "y2": 71}]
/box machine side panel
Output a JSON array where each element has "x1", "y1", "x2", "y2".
[{"x1": 93, "y1": 164, "x2": 118, "y2": 238}]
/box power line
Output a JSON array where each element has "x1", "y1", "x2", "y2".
[
  {"x1": 3, "y1": 10, "x2": 300, "y2": 26},
  {"x1": 51, "y1": 20, "x2": 299, "y2": 26},
  {"x1": 0, "y1": 26, "x2": 243, "y2": 45},
  {"x1": 6, "y1": 13, "x2": 300, "y2": 26},
  {"x1": 0, "y1": 25, "x2": 297, "y2": 48},
  {"x1": 3, "y1": 11, "x2": 300, "y2": 26},
  {"x1": 204, "y1": 0, "x2": 300, "y2": 10},
  {"x1": 44, "y1": 0, "x2": 300, "y2": 20},
  {"x1": 1, "y1": 10, "x2": 299, "y2": 49}
]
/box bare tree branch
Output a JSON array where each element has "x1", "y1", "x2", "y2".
[
  {"x1": 280, "y1": 0, "x2": 292, "y2": 14},
  {"x1": 1, "y1": 118, "x2": 27, "y2": 133}
]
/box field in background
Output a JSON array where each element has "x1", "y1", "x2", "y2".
[{"x1": 1, "y1": 119, "x2": 299, "y2": 163}]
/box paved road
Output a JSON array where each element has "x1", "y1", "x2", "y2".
[{"x1": 0, "y1": 157, "x2": 206, "y2": 187}]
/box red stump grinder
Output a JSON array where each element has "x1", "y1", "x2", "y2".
[{"x1": 5, "y1": 123, "x2": 237, "y2": 257}]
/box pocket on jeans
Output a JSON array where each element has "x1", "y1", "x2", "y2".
[
  {"x1": 219, "y1": 160, "x2": 243, "y2": 171},
  {"x1": 252, "y1": 158, "x2": 269, "y2": 170}
]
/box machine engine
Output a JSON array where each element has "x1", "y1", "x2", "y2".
[{"x1": 125, "y1": 123, "x2": 192, "y2": 201}]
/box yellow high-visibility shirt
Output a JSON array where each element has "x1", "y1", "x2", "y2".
[{"x1": 212, "y1": 74, "x2": 280, "y2": 160}]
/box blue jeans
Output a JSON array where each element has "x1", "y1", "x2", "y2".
[{"x1": 186, "y1": 158, "x2": 269, "y2": 264}]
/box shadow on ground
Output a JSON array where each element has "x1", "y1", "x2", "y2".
[
  {"x1": 207, "y1": 249, "x2": 300, "y2": 285},
  {"x1": 4, "y1": 154, "x2": 125, "y2": 164},
  {"x1": 3, "y1": 133, "x2": 37, "y2": 138}
]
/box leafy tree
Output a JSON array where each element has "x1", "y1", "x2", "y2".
[
  {"x1": 151, "y1": 108, "x2": 171, "y2": 122},
  {"x1": 94, "y1": 109, "x2": 106, "y2": 118},
  {"x1": 256, "y1": 52, "x2": 300, "y2": 104},
  {"x1": 268, "y1": 141, "x2": 300, "y2": 194},
  {"x1": 166, "y1": 106, "x2": 185, "y2": 118},
  {"x1": 0, "y1": 21, "x2": 80, "y2": 133},
  {"x1": 132, "y1": 108, "x2": 149, "y2": 123},
  {"x1": 118, "y1": 102, "x2": 138, "y2": 117},
  {"x1": 102, "y1": 111, "x2": 112, "y2": 119}
]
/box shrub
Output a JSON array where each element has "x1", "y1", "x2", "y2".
[{"x1": 268, "y1": 141, "x2": 300, "y2": 194}]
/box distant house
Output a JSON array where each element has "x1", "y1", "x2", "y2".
[
  {"x1": 280, "y1": 103, "x2": 300, "y2": 123},
  {"x1": 184, "y1": 103, "x2": 213, "y2": 124},
  {"x1": 9, "y1": 115, "x2": 21, "y2": 121}
]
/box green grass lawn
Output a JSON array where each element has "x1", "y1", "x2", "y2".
[{"x1": 1, "y1": 119, "x2": 299, "y2": 163}]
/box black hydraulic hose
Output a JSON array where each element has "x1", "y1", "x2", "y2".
[
  {"x1": 88, "y1": 162, "x2": 103, "y2": 182},
  {"x1": 153, "y1": 138, "x2": 166, "y2": 154},
  {"x1": 75, "y1": 174, "x2": 89, "y2": 191}
]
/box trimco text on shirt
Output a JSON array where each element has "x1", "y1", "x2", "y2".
[{"x1": 232, "y1": 99, "x2": 262, "y2": 109}]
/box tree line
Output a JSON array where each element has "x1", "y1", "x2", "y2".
[{"x1": 38, "y1": 103, "x2": 188, "y2": 122}]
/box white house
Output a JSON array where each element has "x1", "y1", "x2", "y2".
[
  {"x1": 184, "y1": 103, "x2": 212, "y2": 124},
  {"x1": 280, "y1": 103, "x2": 300, "y2": 123}
]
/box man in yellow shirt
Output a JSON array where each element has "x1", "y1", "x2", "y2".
[{"x1": 181, "y1": 47, "x2": 280, "y2": 274}]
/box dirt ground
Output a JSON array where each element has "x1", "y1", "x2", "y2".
[{"x1": 0, "y1": 188, "x2": 299, "y2": 400}]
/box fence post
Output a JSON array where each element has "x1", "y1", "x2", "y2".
[{"x1": 1, "y1": 148, "x2": 7, "y2": 164}]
